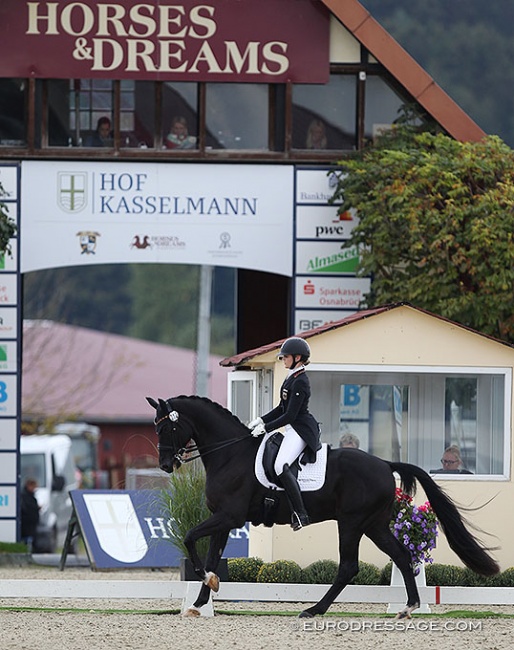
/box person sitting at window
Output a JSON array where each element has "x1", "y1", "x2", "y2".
[
  {"x1": 305, "y1": 118, "x2": 327, "y2": 150},
  {"x1": 431, "y1": 444, "x2": 473, "y2": 474},
  {"x1": 339, "y1": 432, "x2": 360, "y2": 449},
  {"x1": 85, "y1": 116, "x2": 113, "y2": 147},
  {"x1": 164, "y1": 116, "x2": 196, "y2": 150}
]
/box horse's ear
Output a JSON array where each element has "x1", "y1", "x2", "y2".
[
  {"x1": 158, "y1": 398, "x2": 167, "y2": 410},
  {"x1": 146, "y1": 397, "x2": 158, "y2": 409}
]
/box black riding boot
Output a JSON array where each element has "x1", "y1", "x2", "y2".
[{"x1": 279, "y1": 464, "x2": 310, "y2": 531}]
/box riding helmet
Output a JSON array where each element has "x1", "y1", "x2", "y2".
[{"x1": 278, "y1": 336, "x2": 311, "y2": 362}]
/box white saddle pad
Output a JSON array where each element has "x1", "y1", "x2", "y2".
[{"x1": 255, "y1": 432, "x2": 328, "y2": 491}]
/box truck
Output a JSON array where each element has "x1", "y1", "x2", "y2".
[
  {"x1": 20, "y1": 434, "x2": 78, "y2": 553},
  {"x1": 52, "y1": 422, "x2": 108, "y2": 489}
]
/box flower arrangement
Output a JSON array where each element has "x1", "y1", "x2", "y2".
[{"x1": 390, "y1": 488, "x2": 439, "y2": 573}]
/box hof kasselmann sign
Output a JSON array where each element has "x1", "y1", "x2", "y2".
[{"x1": 0, "y1": 0, "x2": 329, "y2": 82}]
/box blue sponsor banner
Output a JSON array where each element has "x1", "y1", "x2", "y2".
[{"x1": 71, "y1": 490, "x2": 248, "y2": 570}]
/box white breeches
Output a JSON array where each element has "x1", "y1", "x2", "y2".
[{"x1": 273, "y1": 425, "x2": 306, "y2": 476}]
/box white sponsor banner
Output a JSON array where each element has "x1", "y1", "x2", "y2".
[
  {"x1": 0, "y1": 240, "x2": 18, "y2": 272},
  {"x1": 0, "y1": 519, "x2": 16, "y2": 543},
  {"x1": 296, "y1": 205, "x2": 356, "y2": 240},
  {"x1": 0, "y1": 341, "x2": 17, "y2": 372},
  {"x1": 0, "y1": 485, "x2": 16, "y2": 517},
  {"x1": 20, "y1": 162, "x2": 294, "y2": 276},
  {"x1": 0, "y1": 308, "x2": 18, "y2": 340},
  {"x1": 295, "y1": 168, "x2": 341, "y2": 205},
  {"x1": 0, "y1": 275, "x2": 17, "y2": 306},
  {"x1": 0, "y1": 419, "x2": 17, "y2": 449},
  {"x1": 0, "y1": 375, "x2": 17, "y2": 417},
  {"x1": 294, "y1": 309, "x2": 357, "y2": 333},
  {"x1": 0, "y1": 453, "x2": 16, "y2": 484},
  {"x1": 295, "y1": 276, "x2": 370, "y2": 309},
  {"x1": 296, "y1": 241, "x2": 361, "y2": 275},
  {"x1": 0, "y1": 165, "x2": 18, "y2": 201}
]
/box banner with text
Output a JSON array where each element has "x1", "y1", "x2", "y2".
[{"x1": 21, "y1": 161, "x2": 294, "y2": 276}]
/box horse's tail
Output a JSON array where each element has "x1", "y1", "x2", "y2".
[{"x1": 388, "y1": 461, "x2": 500, "y2": 576}]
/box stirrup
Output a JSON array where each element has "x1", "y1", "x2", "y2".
[{"x1": 291, "y1": 512, "x2": 310, "y2": 532}]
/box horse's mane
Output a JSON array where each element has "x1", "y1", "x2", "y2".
[{"x1": 171, "y1": 394, "x2": 248, "y2": 429}]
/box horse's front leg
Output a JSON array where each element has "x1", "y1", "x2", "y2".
[{"x1": 182, "y1": 513, "x2": 232, "y2": 616}]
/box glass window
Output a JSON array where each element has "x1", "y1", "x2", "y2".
[
  {"x1": 292, "y1": 74, "x2": 357, "y2": 150},
  {"x1": 0, "y1": 79, "x2": 27, "y2": 147},
  {"x1": 205, "y1": 83, "x2": 268, "y2": 150},
  {"x1": 122, "y1": 80, "x2": 154, "y2": 149},
  {"x1": 162, "y1": 82, "x2": 198, "y2": 151},
  {"x1": 308, "y1": 368, "x2": 508, "y2": 477},
  {"x1": 364, "y1": 76, "x2": 406, "y2": 143}
]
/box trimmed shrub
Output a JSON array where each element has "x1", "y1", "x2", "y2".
[
  {"x1": 257, "y1": 559, "x2": 303, "y2": 584},
  {"x1": 302, "y1": 559, "x2": 338, "y2": 584},
  {"x1": 498, "y1": 567, "x2": 514, "y2": 587},
  {"x1": 461, "y1": 567, "x2": 503, "y2": 587},
  {"x1": 227, "y1": 557, "x2": 264, "y2": 582},
  {"x1": 380, "y1": 562, "x2": 392, "y2": 585},
  {"x1": 425, "y1": 563, "x2": 465, "y2": 586},
  {"x1": 351, "y1": 561, "x2": 381, "y2": 585}
]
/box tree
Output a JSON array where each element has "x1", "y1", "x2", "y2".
[
  {"x1": 332, "y1": 128, "x2": 514, "y2": 342},
  {"x1": 0, "y1": 181, "x2": 17, "y2": 254}
]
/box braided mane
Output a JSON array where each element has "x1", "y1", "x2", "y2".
[{"x1": 171, "y1": 394, "x2": 248, "y2": 429}]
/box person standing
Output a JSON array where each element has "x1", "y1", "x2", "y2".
[
  {"x1": 20, "y1": 478, "x2": 40, "y2": 551},
  {"x1": 249, "y1": 337, "x2": 321, "y2": 531}
]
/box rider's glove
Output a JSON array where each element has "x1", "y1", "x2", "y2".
[
  {"x1": 248, "y1": 416, "x2": 263, "y2": 429},
  {"x1": 251, "y1": 423, "x2": 266, "y2": 437}
]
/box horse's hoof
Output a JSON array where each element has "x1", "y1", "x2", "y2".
[
  {"x1": 182, "y1": 607, "x2": 201, "y2": 618},
  {"x1": 299, "y1": 610, "x2": 314, "y2": 618},
  {"x1": 203, "y1": 571, "x2": 220, "y2": 592}
]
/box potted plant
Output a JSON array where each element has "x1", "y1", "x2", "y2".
[
  {"x1": 390, "y1": 487, "x2": 439, "y2": 574},
  {"x1": 160, "y1": 460, "x2": 228, "y2": 581}
]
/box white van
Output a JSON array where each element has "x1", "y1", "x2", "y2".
[{"x1": 20, "y1": 435, "x2": 78, "y2": 553}]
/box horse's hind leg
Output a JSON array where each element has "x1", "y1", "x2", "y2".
[
  {"x1": 366, "y1": 523, "x2": 420, "y2": 618},
  {"x1": 300, "y1": 518, "x2": 363, "y2": 618}
]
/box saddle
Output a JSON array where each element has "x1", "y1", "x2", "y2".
[{"x1": 255, "y1": 431, "x2": 328, "y2": 492}]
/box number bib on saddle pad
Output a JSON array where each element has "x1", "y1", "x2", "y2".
[{"x1": 255, "y1": 431, "x2": 328, "y2": 491}]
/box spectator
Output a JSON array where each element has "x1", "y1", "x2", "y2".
[
  {"x1": 339, "y1": 433, "x2": 360, "y2": 449},
  {"x1": 20, "y1": 478, "x2": 40, "y2": 551},
  {"x1": 431, "y1": 444, "x2": 473, "y2": 474},
  {"x1": 164, "y1": 116, "x2": 196, "y2": 150},
  {"x1": 306, "y1": 118, "x2": 327, "y2": 149},
  {"x1": 85, "y1": 116, "x2": 113, "y2": 147}
]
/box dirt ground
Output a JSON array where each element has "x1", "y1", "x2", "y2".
[{"x1": 0, "y1": 562, "x2": 513, "y2": 650}]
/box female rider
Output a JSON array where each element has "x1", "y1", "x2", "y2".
[{"x1": 249, "y1": 336, "x2": 321, "y2": 531}]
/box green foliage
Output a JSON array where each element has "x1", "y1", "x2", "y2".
[
  {"x1": 227, "y1": 557, "x2": 264, "y2": 582},
  {"x1": 380, "y1": 562, "x2": 392, "y2": 585},
  {"x1": 498, "y1": 567, "x2": 514, "y2": 587},
  {"x1": 333, "y1": 129, "x2": 514, "y2": 343},
  {"x1": 256, "y1": 560, "x2": 303, "y2": 584},
  {"x1": 0, "y1": 183, "x2": 17, "y2": 256},
  {"x1": 351, "y1": 562, "x2": 382, "y2": 585},
  {"x1": 159, "y1": 461, "x2": 210, "y2": 561},
  {"x1": 0, "y1": 541, "x2": 28, "y2": 553},
  {"x1": 425, "y1": 563, "x2": 465, "y2": 586},
  {"x1": 302, "y1": 559, "x2": 338, "y2": 584},
  {"x1": 460, "y1": 567, "x2": 503, "y2": 587}
]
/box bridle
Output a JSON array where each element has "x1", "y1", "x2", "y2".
[{"x1": 155, "y1": 406, "x2": 247, "y2": 466}]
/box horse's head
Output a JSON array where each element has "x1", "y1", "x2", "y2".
[{"x1": 146, "y1": 396, "x2": 194, "y2": 473}]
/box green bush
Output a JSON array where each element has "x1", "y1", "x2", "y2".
[
  {"x1": 498, "y1": 567, "x2": 514, "y2": 587},
  {"x1": 351, "y1": 561, "x2": 381, "y2": 585},
  {"x1": 227, "y1": 557, "x2": 264, "y2": 582},
  {"x1": 302, "y1": 559, "x2": 338, "y2": 584},
  {"x1": 380, "y1": 562, "x2": 392, "y2": 585},
  {"x1": 425, "y1": 563, "x2": 465, "y2": 586},
  {"x1": 257, "y1": 559, "x2": 303, "y2": 584},
  {"x1": 460, "y1": 567, "x2": 503, "y2": 587},
  {"x1": 0, "y1": 541, "x2": 28, "y2": 553}
]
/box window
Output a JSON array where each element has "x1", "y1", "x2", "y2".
[
  {"x1": 205, "y1": 83, "x2": 269, "y2": 150},
  {"x1": 0, "y1": 78, "x2": 27, "y2": 147},
  {"x1": 308, "y1": 366, "x2": 510, "y2": 477},
  {"x1": 364, "y1": 76, "x2": 406, "y2": 143},
  {"x1": 161, "y1": 82, "x2": 198, "y2": 151},
  {"x1": 292, "y1": 74, "x2": 357, "y2": 150}
]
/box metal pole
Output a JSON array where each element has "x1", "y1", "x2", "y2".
[{"x1": 195, "y1": 265, "x2": 213, "y2": 397}]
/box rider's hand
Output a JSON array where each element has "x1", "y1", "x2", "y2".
[
  {"x1": 251, "y1": 423, "x2": 266, "y2": 437},
  {"x1": 248, "y1": 416, "x2": 263, "y2": 429}
]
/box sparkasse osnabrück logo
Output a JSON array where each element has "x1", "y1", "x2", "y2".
[{"x1": 58, "y1": 172, "x2": 87, "y2": 213}]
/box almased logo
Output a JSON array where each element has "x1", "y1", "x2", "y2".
[{"x1": 307, "y1": 245, "x2": 359, "y2": 273}]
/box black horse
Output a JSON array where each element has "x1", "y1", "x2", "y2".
[{"x1": 147, "y1": 395, "x2": 499, "y2": 618}]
